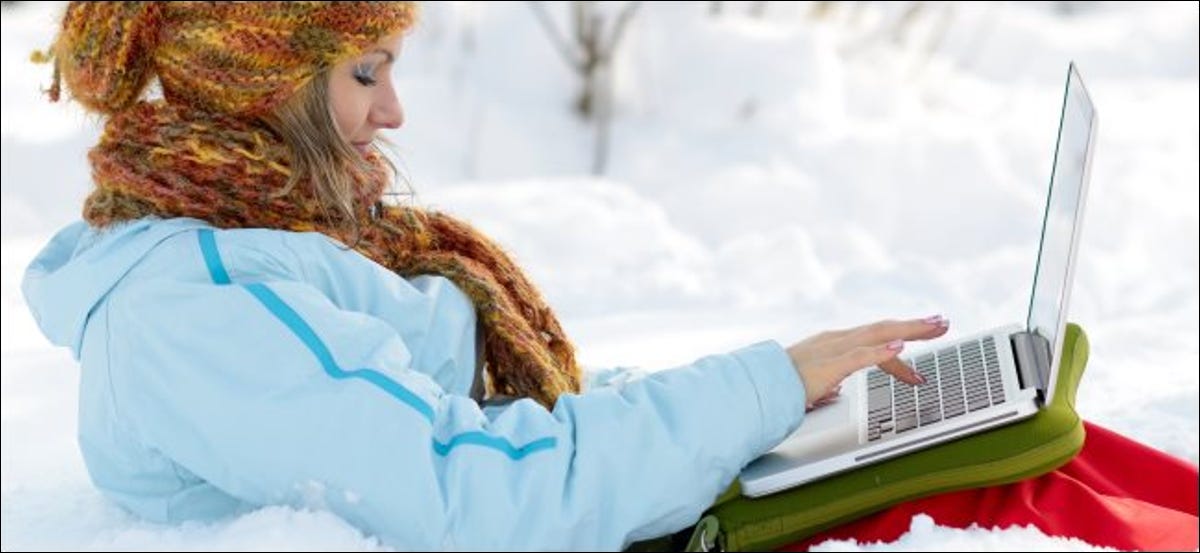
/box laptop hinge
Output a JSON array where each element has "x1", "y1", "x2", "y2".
[{"x1": 1010, "y1": 331, "x2": 1051, "y2": 404}]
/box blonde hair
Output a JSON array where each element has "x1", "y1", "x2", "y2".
[{"x1": 261, "y1": 70, "x2": 409, "y2": 244}]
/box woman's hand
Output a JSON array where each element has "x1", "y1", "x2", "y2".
[{"x1": 786, "y1": 315, "x2": 950, "y2": 407}]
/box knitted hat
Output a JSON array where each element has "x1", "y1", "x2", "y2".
[{"x1": 38, "y1": 1, "x2": 417, "y2": 117}]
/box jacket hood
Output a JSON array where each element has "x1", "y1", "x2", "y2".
[{"x1": 21, "y1": 218, "x2": 210, "y2": 359}]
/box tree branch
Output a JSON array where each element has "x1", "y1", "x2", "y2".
[
  {"x1": 527, "y1": 1, "x2": 584, "y2": 71},
  {"x1": 605, "y1": 1, "x2": 642, "y2": 60}
]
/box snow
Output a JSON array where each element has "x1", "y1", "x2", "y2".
[{"x1": 2, "y1": 1, "x2": 1196, "y2": 551}]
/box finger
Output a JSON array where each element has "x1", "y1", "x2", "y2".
[
  {"x1": 801, "y1": 340, "x2": 907, "y2": 404},
  {"x1": 837, "y1": 315, "x2": 951, "y2": 349},
  {"x1": 806, "y1": 385, "x2": 842, "y2": 411},
  {"x1": 912, "y1": 315, "x2": 951, "y2": 340},
  {"x1": 817, "y1": 384, "x2": 841, "y2": 403},
  {"x1": 879, "y1": 357, "x2": 925, "y2": 386},
  {"x1": 806, "y1": 394, "x2": 838, "y2": 412},
  {"x1": 825, "y1": 340, "x2": 906, "y2": 382}
]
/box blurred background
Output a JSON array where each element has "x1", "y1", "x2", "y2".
[{"x1": 2, "y1": 1, "x2": 1197, "y2": 547}]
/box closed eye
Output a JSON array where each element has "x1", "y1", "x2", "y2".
[{"x1": 353, "y1": 64, "x2": 378, "y2": 87}]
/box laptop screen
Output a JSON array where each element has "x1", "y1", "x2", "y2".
[{"x1": 1026, "y1": 63, "x2": 1097, "y2": 402}]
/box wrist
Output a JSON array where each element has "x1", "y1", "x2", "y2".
[{"x1": 785, "y1": 349, "x2": 819, "y2": 404}]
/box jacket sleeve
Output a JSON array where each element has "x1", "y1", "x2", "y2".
[{"x1": 106, "y1": 268, "x2": 807, "y2": 550}]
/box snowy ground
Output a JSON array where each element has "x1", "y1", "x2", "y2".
[{"x1": 3, "y1": 1, "x2": 1196, "y2": 551}]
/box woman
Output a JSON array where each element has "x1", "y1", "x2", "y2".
[{"x1": 22, "y1": 2, "x2": 950, "y2": 550}]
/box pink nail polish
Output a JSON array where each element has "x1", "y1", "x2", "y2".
[
  {"x1": 922, "y1": 315, "x2": 944, "y2": 325},
  {"x1": 886, "y1": 340, "x2": 904, "y2": 351}
]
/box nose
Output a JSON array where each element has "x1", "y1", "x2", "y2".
[{"x1": 371, "y1": 87, "x2": 404, "y2": 130}]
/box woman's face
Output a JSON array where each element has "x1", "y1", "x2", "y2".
[{"x1": 328, "y1": 31, "x2": 405, "y2": 155}]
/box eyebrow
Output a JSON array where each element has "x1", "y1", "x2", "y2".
[{"x1": 367, "y1": 48, "x2": 396, "y2": 64}]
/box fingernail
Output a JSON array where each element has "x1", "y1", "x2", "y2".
[
  {"x1": 922, "y1": 315, "x2": 944, "y2": 325},
  {"x1": 914, "y1": 372, "x2": 926, "y2": 384},
  {"x1": 938, "y1": 318, "x2": 950, "y2": 329},
  {"x1": 886, "y1": 340, "x2": 904, "y2": 352}
]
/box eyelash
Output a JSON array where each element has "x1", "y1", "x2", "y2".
[{"x1": 353, "y1": 65, "x2": 377, "y2": 87}]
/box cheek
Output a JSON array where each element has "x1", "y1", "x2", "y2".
[
  {"x1": 331, "y1": 106, "x2": 355, "y2": 138},
  {"x1": 329, "y1": 82, "x2": 368, "y2": 138},
  {"x1": 332, "y1": 103, "x2": 367, "y2": 139}
]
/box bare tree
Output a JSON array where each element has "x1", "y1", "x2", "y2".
[
  {"x1": 528, "y1": 1, "x2": 641, "y2": 175},
  {"x1": 826, "y1": 1, "x2": 956, "y2": 75}
]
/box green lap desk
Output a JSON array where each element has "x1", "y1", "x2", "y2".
[{"x1": 646, "y1": 323, "x2": 1090, "y2": 553}]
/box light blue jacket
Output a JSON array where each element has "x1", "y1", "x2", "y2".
[{"x1": 22, "y1": 217, "x2": 807, "y2": 550}]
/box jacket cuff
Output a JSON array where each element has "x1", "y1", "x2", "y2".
[{"x1": 729, "y1": 340, "x2": 807, "y2": 450}]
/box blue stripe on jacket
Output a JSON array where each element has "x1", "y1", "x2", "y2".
[{"x1": 196, "y1": 229, "x2": 556, "y2": 460}]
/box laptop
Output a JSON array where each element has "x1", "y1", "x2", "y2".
[{"x1": 740, "y1": 62, "x2": 1099, "y2": 498}]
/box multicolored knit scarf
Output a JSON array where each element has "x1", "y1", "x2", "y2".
[{"x1": 85, "y1": 100, "x2": 582, "y2": 409}]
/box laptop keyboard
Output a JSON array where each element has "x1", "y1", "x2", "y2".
[{"x1": 866, "y1": 336, "x2": 1006, "y2": 442}]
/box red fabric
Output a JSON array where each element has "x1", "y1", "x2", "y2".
[{"x1": 781, "y1": 422, "x2": 1199, "y2": 551}]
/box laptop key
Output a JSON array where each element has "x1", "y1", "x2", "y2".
[
  {"x1": 867, "y1": 385, "x2": 892, "y2": 414},
  {"x1": 918, "y1": 408, "x2": 941, "y2": 426}
]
